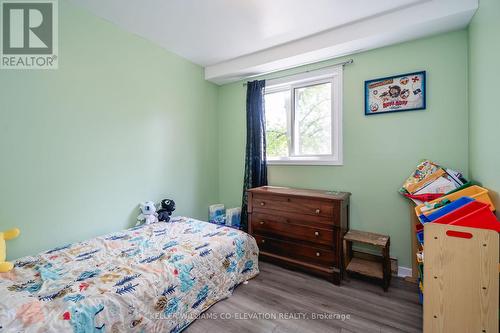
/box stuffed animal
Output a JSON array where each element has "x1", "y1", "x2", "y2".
[
  {"x1": 136, "y1": 201, "x2": 159, "y2": 226},
  {"x1": 0, "y1": 228, "x2": 20, "y2": 273},
  {"x1": 157, "y1": 199, "x2": 176, "y2": 222}
]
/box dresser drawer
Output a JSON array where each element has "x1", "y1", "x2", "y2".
[
  {"x1": 252, "y1": 194, "x2": 335, "y2": 218},
  {"x1": 254, "y1": 235, "x2": 337, "y2": 268},
  {"x1": 252, "y1": 211, "x2": 335, "y2": 228},
  {"x1": 251, "y1": 215, "x2": 335, "y2": 247}
]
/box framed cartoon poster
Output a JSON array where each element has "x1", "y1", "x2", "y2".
[{"x1": 365, "y1": 71, "x2": 426, "y2": 115}]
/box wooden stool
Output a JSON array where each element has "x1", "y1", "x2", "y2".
[{"x1": 343, "y1": 230, "x2": 391, "y2": 291}]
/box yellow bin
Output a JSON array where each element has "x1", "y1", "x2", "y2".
[{"x1": 415, "y1": 185, "x2": 495, "y2": 217}]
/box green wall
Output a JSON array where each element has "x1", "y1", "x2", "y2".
[
  {"x1": 468, "y1": 0, "x2": 500, "y2": 214},
  {"x1": 0, "y1": 1, "x2": 219, "y2": 259},
  {"x1": 0, "y1": 1, "x2": 478, "y2": 270},
  {"x1": 218, "y1": 31, "x2": 469, "y2": 267}
]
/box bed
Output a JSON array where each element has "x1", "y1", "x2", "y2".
[{"x1": 0, "y1": 217, "x2": 259, "y2": 333}]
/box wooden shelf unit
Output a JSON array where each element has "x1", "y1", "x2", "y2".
[
  {"x1": 344, "y1": 229, "x2": 391, "y2": 291},
  {"x1": 346, "y1": 257, "x2": 383, "y2": 279}
]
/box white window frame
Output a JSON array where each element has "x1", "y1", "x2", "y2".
[{"x1": 265, "y1": 66, "x2": 343, "y2": 166}]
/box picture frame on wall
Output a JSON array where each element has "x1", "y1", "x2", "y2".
[{"x1": 364, "y1": 71, "x2": 426, "y2": 115}]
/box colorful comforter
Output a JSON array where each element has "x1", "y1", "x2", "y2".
[{"x1": 0, "y1": 217, "x2": 259, "y2": 333}]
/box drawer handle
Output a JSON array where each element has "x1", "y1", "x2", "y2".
[
  {"x1": 316, "y1": 252, "x2": 321, "y2": 257},
  {"x1": 260, "y1": 202, "x2": 266, "y2": 206},
  {"x1": 315, "y1": 208, "x2": 321, "y2": 214},
  {"x1": 259, "y1": 221, "x2": 265, "y2": 225},
  {"x1": 314, "y1": 231, "x2": 320, "y2": 237},
  {"x1": 261, "y1": 239, "x2": 266, "y2": 244}
]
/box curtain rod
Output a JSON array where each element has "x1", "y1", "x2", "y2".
[{"x1": 242, "y1": 58, "x2": 353, "y2": 86}]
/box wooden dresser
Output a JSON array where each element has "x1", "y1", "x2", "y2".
[{"x1": 247, "y1": 186, "x2": 350, "y2": 284}]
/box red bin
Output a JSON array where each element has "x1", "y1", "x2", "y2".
[{"x1": 432, "y1": 201, "x2": 500, "y2": 232}]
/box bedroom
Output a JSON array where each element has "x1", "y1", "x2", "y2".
[{"x1": 0, "y1": 0, "x2": 498, "y2": 332}]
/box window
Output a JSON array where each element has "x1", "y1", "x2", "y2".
[{"x1": 264, "y1": 67, "x2": 343, "y2": 165}]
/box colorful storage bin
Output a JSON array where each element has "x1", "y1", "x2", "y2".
[
  {"x1": 416, "y1": 230, "x2": 424, "y2": 245},
  {"x1": 414, "y1": 190, "x2": 500, "y2": 307},
  {"x1": 415, "y1": 185, "x2": 495, "y2": 217},
  {"x1": 419, "y1": 196, "x2": 474, "y2": 223},
  {"x1": 432, "y1": 201, "x2": 500, "y2": 232}
]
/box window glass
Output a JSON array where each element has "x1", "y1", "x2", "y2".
[
  {"x1": 265, "y1": 90, "x2": 290, "y2": 158},
  {"x1": 294, "y1": 82, "x2": 332, "y2": 155}
]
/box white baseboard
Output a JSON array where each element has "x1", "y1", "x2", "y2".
[{"x1": 397, "y1": 266, "x2": 412, "y2": 278}]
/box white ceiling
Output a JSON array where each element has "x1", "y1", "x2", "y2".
[{"x1": 70, "y1": 0, "x2": 478, "y2": 84}]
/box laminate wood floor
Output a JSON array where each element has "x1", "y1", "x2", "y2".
[{"x1": 186, "y1": 262, "x2": 422, "y2": 333}]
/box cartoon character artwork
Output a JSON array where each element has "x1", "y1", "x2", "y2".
[
  {"x1": 388, "y1": 85, "x2": 401, "y2": 98},
  {"x1": 365, "y1": 71, "x2": 426, "y2": 115},
  {"x1": 400, "y1": 89, "x2": 410, "y2": 99},
  {"x1": 370, "y1": 103, "x2": 379, "y2": 112}
]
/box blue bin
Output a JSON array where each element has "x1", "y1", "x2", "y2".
[
  {"x1": 416, "y1": 230, "x2": 424, "y2": 245},
  {"x1": 419, "y1": 196, "x2": 474, "y2": 223},
  {"x1": 418, "y1": 288, "x2": 424, "y2": 304}
]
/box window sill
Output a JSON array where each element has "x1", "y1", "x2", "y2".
[{"x1": 267, "y1": 159, "x2": 343, "y2": 166}]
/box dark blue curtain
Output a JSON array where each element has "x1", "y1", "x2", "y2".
[{"x1": 241, "y1": 80, "x2": 268, "y2": 232}]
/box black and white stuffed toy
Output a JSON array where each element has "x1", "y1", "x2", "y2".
[{"x1": 157, "y1": 199, "x2": 176, "y2": 222}]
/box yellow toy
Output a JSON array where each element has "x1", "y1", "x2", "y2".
[{"x1": 0, "y1": 228, "x2": 20, "y2": 273}]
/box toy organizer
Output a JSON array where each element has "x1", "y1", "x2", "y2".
[
  {"x1": 423, "y1": 223, "x2": 498, "y2": 333},
  {"x1": 413, "y1": 184, "x2": 498, "y2": 304}
]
